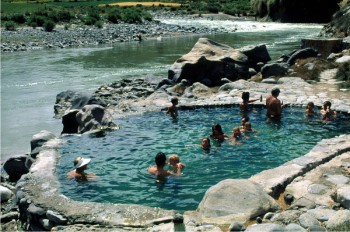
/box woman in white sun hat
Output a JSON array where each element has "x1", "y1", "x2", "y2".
[{"x1": 67, "y1": 156, "x2": 97, "y2": 181}]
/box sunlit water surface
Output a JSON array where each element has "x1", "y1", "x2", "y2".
[{"x1": 57, "y1": 106, "x2": 350, "y2": 211}]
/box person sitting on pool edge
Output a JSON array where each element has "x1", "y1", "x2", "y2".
[
  {"x1": 168, "y1": 154, "x2": 185, "y2": 173},
  {"x1": 210, "y1": 123, "x2": 228, "y2": 142},
  {"x1": 67, "y1": 156, "x2": 97, "y2": 181},
  {"x1": 166, "y1": 97, "x2": 179, "y2": 118},
  {"x1": 266, "y1": 87, "x2": 284, "y2": 118},
  {"x1": 240, "y1": 91, "x2": 262, "y2": 112},
  {"x1": 148, "y1": 152, "x2": 182, "y2": 179}
]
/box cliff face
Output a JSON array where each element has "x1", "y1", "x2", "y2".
[
  {"x1": 319, "y1": 2, "x2": 350, "y2": 38},
  {"x1": 251, "y1": 0, "x2": 341, "y2": 23}
]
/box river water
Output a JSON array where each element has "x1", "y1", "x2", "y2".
[{"x1": 1, "y1": 19, "x2": 322, "y2": 162}]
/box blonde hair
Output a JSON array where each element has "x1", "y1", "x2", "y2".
[{"x1": 169, "y1": 154, "x2": 180, "y2": 163}]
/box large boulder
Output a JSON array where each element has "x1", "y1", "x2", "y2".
[
  {"x1": 252, "y1": 0, "x2": 340, "y2": 23},
  {"x1": 168, "y1": 38, "x2": 249, "y2": 87},
  {"x1": 30, "y1": 130, "x2": 57, "y2": 151},
  {"x1": 195, "y1": 179, "x2": 279, "y2": 224},
  {"x1": 76, "y1": 104, "x2": 117, "y2": 134},
  {"x1": 2, "y1": 155, "x2": 29, "y2": 182},
  {"x1": 54, "y1": 90, "x2": 90, "y2": 119}
]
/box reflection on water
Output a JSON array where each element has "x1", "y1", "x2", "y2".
[{"x1": 57, "y1": 107, "x2": 350, "y2": 211}]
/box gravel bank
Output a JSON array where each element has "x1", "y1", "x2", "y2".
[{"x1": 0, "y1": 12, "x2": 246, "y2": 53}]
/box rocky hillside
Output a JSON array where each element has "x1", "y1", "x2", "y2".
[
  {"x1": 251, "y1": 0, "x2": 341, "y2": 23},
  {"x1": 319, "y1": 1, "x2": 350, "y2": 38}
]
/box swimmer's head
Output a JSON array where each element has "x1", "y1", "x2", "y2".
[
  {"x1": 271, "y1": 87, "x2": 280, "y2": 96},
  {"x1": 169, "y1": 154, "x2": 180, "y2": 165},
  {"x1": 155, "y1": 152, "x2": 167, "y2": 167},
  {"x1": 242, "y1": 92, "x2": 250, "y2": 101},
  {"x1": 212, "y1": 124, "x2": 224, "y2": 134},
  {"x1": 171, "y1": 97, "x2": 178, "y2": 105},
  {"x1": 202, "y1": 137, "x2": 211, "y2": 148}
]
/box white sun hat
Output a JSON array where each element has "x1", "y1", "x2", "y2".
[{"x1": 75, "y1": 157, "x2": 91, "y2": 169}]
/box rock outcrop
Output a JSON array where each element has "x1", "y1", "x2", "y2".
[
  {"x1": 319, "y1": 2, "x2": 350, "y2": 38},
  {"x1": 251, "y1": 0, "x2": 340, "y2": 23},
  {"x1": 167, "y1": 38, "x2": 271, "y2": 87}
]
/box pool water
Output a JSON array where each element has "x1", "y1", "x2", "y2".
[{"x1": 57, "y1": 106, "x2": 350, "y2": 212}]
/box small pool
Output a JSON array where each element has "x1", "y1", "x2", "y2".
[{"x1": 57, "y1": 106, "x2": 350, "y2": 212}]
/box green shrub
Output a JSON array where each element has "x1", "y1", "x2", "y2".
[
  {"x1": 5, "y1": 21, "x2": 16, "y2": 31},
  {"x1": 43, "y1": 20, "x2": 55, "y2": 32},
  {"x1": 95, "y1": 20, "x2": 103, "y2": 28},
  {"x1": 10, "y1": 14, "x2": 26, "y2": 24}
]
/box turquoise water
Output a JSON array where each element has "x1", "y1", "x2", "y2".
[{"x1": 57, "y1": 106, "x2": 350, "y2": 212}]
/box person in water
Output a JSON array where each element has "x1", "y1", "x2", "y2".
[
  {"x1": 320, "y1": 100, "x2": 337, "y2": 121},
  {"x1": 168, "y1": 154, "x2": 185, "y2": 173},
  {"x1": 266, "y1": 87, "x2": 284, "y2": 118},
  {"x1": 166, "y1": 97, "x2": 179, "y2": 118},
  {"x1": 241, "y1": 121, "x2": 253, "y2": 132},
  {"x1": 210, "y1": 123, "x2": 228, "y2": 142},
  {"x1": 240, "y1": 116, "x2": 250, "y2": 129},
  {"x1": 67, "y1": 156, "x2": 97, "y2": 181},
  {"x1": 305, "y1": 101, "x2": 315, "y2": 117},
  {"x1": 148, "y1": 152, "x2": 182, "y2": 178},
  {"x1": 240, "y1": 91, "x2": 262, "y2": 112},
  {"x1": 201, "y1": 137, "x2": 211, "y2": 150}
]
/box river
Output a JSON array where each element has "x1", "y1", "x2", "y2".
[{"x1": 0, "y1": 19, "x2": 322, "y2": 162}]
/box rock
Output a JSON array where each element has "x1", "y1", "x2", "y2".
[
  {"x1": 229, "y1": 221, "x2": 245, "y2": 231},
  {"x1": 168, "y1": 38, "x2": 249, "y2": 87},
  {"x1": 197, "y1": 179, "x2": 279, "y2": 224},
  {"x1": 239, "y1": 44, "x2": 271, "y2": 65},
  {"x1": 325, "y1": 210, "x2": 350, "y2": 231},
  {"x1": 285, "y1": 223, "x2": 307, "y2": 232},
  {"x1": 1, "y1": 212, "x2": 19, "y2": 223},
  {"x1": 298, "y1": 212, "x2": 320, "y2": 229},
  {"x1": 261, "y1": 63, "x2": 289, "y2": 79},
  {"x1": 301, "y1": 38, "x2": 343, "y2": 58},
  {"x1": 76, "y1": 104, "x2": 117, "y2": 134},
  {"x1": 30, "y1": 130, "x2": 56, "y2": 151},
  {"x1": 290, "y1": 197, "x2": 316, "y2": 210},
  {"x1": 46, "y1": 210, "x2": 68, "y2": 225},
  {"x1": 336, "y1": 185, "x2": 350, "y2": 209},
  {"x1": 270, "y1": 210, "x2": 302, "y2": 225},
  {"x1": 286, "y1": 48, "x2": 319, "y2": 66},
  {"x1": 2, "y1": 155, "x2": 29, "y2": 182},
  {"x1": 245, "y1": 223, "x2": 285, "y2": 232},
  {"x1": 0, "y1": 185, "x2": 13, "y2": 202},
  {"x1": 306, "y1": 208, "x2": 336, "y2": 222},
  {"x1": 61, "y1": 109, "x2": 80, "y2": 134}
]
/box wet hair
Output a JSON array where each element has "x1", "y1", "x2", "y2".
[
  {"x1": 212, "y1": 124, "x2": 224, "y2": 134},
  {"x1": 241, "y1": 116, "x2": 250, "y2": 124},
  {"x1": 271, "y1": 88, "x2": 280, "y2": 96},
  {"x1": 307, "y1": 102, "x2": 314, "y2": 108},
  {"x1": 242, "y1": 92, "x2": 250, "y2": 101},
  {"x1": 171, "y1": 97, "x2": 178, "y2": 104},
  {"x1": 323, "y1": 101, "x2": 331, "y2": 107},
  {"x1": 202, "y1": 137, "x2": 211, "y2": 147},
  {"x1": 169, "y1": 154, "x2": 180, "y2": 163},
  {"x1": 233, "y1": 127, "x2": 241, "y2": 132},
  {"x1": 155, "y1": 152, "x2": 167, "y2": 167}
]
